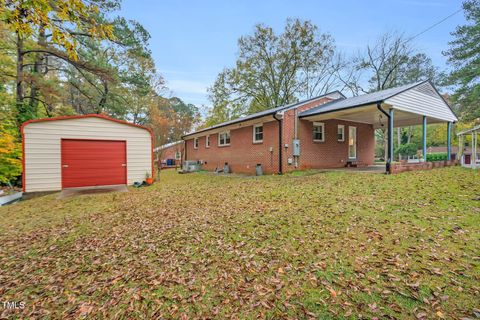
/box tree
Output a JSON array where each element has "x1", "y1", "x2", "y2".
[
  {"x1": 206, "y1": 19, "x2": 340, "y2": 125},
  {"x1": 444, "y1": 0, "x2": 480, "y2": 121},
  {"x1": 395, "y1": 143, "x2": 418, "y2": 159},
  {"x1": 1, "y1": 0, "x2": 116, "y2": 126},
  {"x1": 0, "y1": 119, "x2": 21, "y2": 184},
  {"x1": 351, "y1": 32, "x2": 438, "y2": 160},
  {"x1": 148, "y1": 96, "x2": 200, "y2": 147},
  {"x1": 64, "y1": 16, "x2": 163, "y2": 122},
  {"x1": 355, "y1": 32, "x2": 437, "y2": 93}
]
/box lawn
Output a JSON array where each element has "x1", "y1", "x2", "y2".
[{"x1": 0, "y1": 167, "x2": 479, "y2": 319}]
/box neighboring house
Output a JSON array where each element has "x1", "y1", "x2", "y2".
[
  {"x1": 155, "y1": 141, "x2": 184, "y2": 168},
  {"x1": 457, "y1": 124, "x2": 480, "y2": 168},
  {"x1": 22, "y1": 114, "x2": 153, "y2": 192},
  {"x1": 419, "y1": 146, "x2": 475, "y2": 160},
  {"x1": 183, "y1": 81, "x2": 457, "y2": 174}
]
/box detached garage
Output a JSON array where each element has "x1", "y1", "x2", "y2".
[{"x1": 21, "y1": 114, "x2": 153, "y2": 193}]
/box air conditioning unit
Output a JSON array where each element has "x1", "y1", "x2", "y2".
[{"x1": 182, "y1": 160, "x2": 202, "y2": 172}]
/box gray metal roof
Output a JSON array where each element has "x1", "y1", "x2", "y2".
[
  {"x1": 154, "y1": 140, "x2": 183, "y2": 152},
  {"x1": 299, "y1": 81, "x2": 427, "y2": 118},
  {"x1": 183, "y1": 90, "x2": 345, "y2": 138},
  {"x1": 457, "y1": 125, "x2": 480, "y2": 136}
]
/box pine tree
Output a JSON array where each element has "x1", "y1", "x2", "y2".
[{"x1": 444, "y1": 0, "x2": 480, "y2": 121}]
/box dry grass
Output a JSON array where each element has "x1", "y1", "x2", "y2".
[{"x1": 0, "y1": 167, "x2": 479, "y2": 319}]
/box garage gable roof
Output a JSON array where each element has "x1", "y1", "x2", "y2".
[{"x1": 21, "y1": 114, "x2": 153, "y2": 135}]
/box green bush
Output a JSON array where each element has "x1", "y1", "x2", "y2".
[
  {"x1": 426, "y1": 153, "x2": 448, "y2": 162},
  {"x1": 395, "y1": 143, "x2": 418, "y2": 158}
]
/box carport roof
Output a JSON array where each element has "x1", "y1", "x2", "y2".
[{"x1": 299, "y1": 81, "x2": 427, "y2": 118}]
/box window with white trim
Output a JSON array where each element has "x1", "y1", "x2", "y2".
[
  {"x1": 206, "y1": 135, "x2": 210, "y2": 148},
  {"x1": 218, "y1": 131, "x2": 230, "y2": 146},
  {"x1": 175, "y1": 151, "x2": 181, "y2": 160},
  {"x1": 193, "y1": 137, "x2": 199, "y2": 149},
  {"x1": 253, "y1": 124, "x2": 263, "y2": 143},
  {"x1": 313, "y1": 122, "x2": 325, "y2": 142},
  {"x1": 337, "y1": 125, "x2": 345, "y2": 142}
]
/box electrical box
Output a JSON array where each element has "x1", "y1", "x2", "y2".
[{"x1": 292, "y1": 139, "x2": 300, "y2": 156}]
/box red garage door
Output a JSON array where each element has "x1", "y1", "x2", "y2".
[{"x1": 61, "y1": 139, "x2": 127, "y2": 188}]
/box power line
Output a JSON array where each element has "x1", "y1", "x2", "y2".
[{"x1": 407, "y1": 8, "x2": 463, "y2": 42}]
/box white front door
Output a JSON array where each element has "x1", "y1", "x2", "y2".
[{"x1": 348, "y1": 126, "x2": 357, "y2": 159}]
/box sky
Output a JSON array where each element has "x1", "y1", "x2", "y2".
[{"x1": 118, "y1": 0, "x2": 466, "y2": 107}]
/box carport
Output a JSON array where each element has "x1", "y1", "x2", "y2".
[
  {"x1": 457, "y1": 125, "x2": 479, "y2": 169},
  {"x1": 299, "y1": 81, "x2": 458, "y2": 173}
]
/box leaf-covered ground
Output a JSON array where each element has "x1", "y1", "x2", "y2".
[{"x1": 0, "y1": 167, "x2": 479, "y2": 319}]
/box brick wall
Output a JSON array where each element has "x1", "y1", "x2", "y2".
[
  {"x1": 158, "y1": 142, "x2": 184, "y2": 167},
  {"x1": 185, "y1": 121, "x2": 280, "y2": 174},
  {"x1": 184, "y1": 96, "x2": 375, "y2": 174},
  {"x1": 281, "y1": 99, "x2": 332, "y2": 172},
  {"x1": 297, "y1": 119, "x2": 375, "y2": 170}
]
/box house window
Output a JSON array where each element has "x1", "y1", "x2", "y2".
[
  {"x1": 206, "y1": 135, "x2": 210, "y2": 148},
  {"x1": 218, "y1": 131, "x2": 230, "y2": 146},
  {"x1": 253, "y1": 124, "x2": 263, "y2": 143},
  {"x1": 175, "y1": 151, "x2": 181, "y2": 160},
  {"x1": 337, "y1": 125, "x2": 345, "y2": 142},
  {"x1": 313, "y1": 122, "x2": 325, "y2": 142},
  {"x1": 194, "y1": 137, "x2": 199, "y2": 149}
]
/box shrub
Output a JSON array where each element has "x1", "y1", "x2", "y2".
[
  {"x1": 426, "y1": 153, "x2": 448, "y2": 162},
  {"x1": 0, "y1": 124, "x2": 22, "y2": 184}
]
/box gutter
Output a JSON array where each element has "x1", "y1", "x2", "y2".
[
  {"x1": 376, "y1": 102, "x2": 391, "y2": 174},
  {"x1": 273, "y1": 112, "x2": 283, "y2": 175}
]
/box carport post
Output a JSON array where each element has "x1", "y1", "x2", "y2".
[
  {"x1": 388, "y1": 108, "x2": 394, "y2": 172},
  {"x1": 422, "y1": 116, "x2": 427, "y2": 161},
  {"x1": 447, "y1": 122, "x2": 452, "y2": 160},
  {"x1": 473, "y1": 132, "x2": 477, "y2": 169}
]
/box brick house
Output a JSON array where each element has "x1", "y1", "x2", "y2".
[
  {"x1": 182, "y1": 81, "x2": 457, "y2": 174},
  {"x1": 155, "y1": 141, "x2": 184, "y2": 168}
]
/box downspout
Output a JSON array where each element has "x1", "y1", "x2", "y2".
[
  {"x1": 376, "y1": 102, "x2": 391, "y2": 174},
  {"x1": 273, "y1": 113, "x2": 283, "y2": 175},
  {"x1": 293, "y1": 108, "x2": 299, "y2": 168},
  {"x1": 182, "y1": 137, "x2": 187, "y2": 164}
]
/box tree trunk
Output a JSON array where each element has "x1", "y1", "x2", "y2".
[
  {"x1": 407, "y1": 126, "x2": 413, "y2": 144},
  {"x1": 29, "y1": 26, "x2": 46, "y2": 117},
  {"x1": 98, "y1": 80, "x2": 108, "y2": 113},
  {"x1": 15, "y1": 33, "x2": 24, "y2": 128}
]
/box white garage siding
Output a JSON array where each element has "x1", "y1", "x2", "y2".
[
  {"x1": 23, "y1": 116, "x2": 152, "y2": 192},
  {"x1": 385, "y1": 82, "x2": 458, "y2": 122}
]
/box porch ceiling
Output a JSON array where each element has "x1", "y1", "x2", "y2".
[{"x1": 300, "y1": 104, "x2": 448, "y2": 129}]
